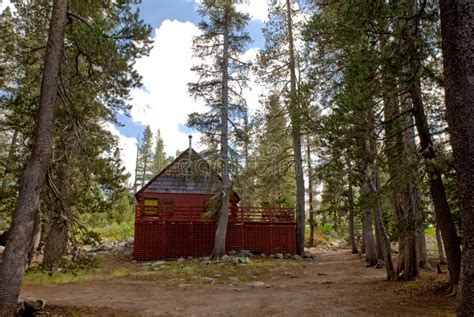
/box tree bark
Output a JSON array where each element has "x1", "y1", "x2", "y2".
[
  {"x1": 439, "y1": 1, "x2": 474, "y2": 314},
  {"x1": 306, "y1": 136, "x2": 315, "y2": 247},
  {"x1": 409, "y1": 79, "x2": 461, "y2": 287},
  {"x1": 211, "y1": 4, "x2": 230, "y2": 259},
  {"x1": 285, "y1": 0, "x2": 305, "y2": 255},
  {"x1": 43, "y1": 217, "x2": 68, "y2": 269},
  {"x1": 347, "y1": 158, "x2": 358, "y2": 254},
  {"x1": 0, "y1": 0, "x2": 68, "y2": 314},
  {"x1": 360, "y1": 171, "x2": 377, "y2": 267},
  {"x1": 372, "y1": 167, "x2": 397, "y2": 280}
]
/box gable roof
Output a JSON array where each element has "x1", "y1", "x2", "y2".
[{"x1": 135, "y1": 148, "x2": 237, "y2": 199}]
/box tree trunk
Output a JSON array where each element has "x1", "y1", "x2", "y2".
[
  {"x1": 409, "y1": 79, "x2": 461, "y2": 287},
  {"x1": 43, "y1": 217, "x2": 68, "y2": 269},
  {"x1": 435, "y1": 225, "x2": 447, "y2": 265},
  {"x1": 347, "y1": 159, "x2": 358, "y2": 254},
  {"x1": 381, "y1": 68, "x2": 419, "y2": 280},
  {"x1": 372, "y1": 167, "x2": 397, "y2": 280},
  {"x1": 360, "y1": 176, "x2": 377, "y2": 267},
  {"x1": 439, "y1": 1, "x2": 474, "y2": 313},
  {"x1": 211, "y1": 5, "x2": 230, "y2": 259},
  {"x1": 285, "y1": 0, "x2": 305, "y2": 255},
  {"x1": 306, "y1": 136, "x2": 315, "y2": 247},
  {"x1": 0, "y1": 0, "x2": 68, "y2": 314}
]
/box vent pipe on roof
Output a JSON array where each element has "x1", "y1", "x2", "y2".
[{"x1": 188, "y1": 135, "x2": 192, "y2": 151}]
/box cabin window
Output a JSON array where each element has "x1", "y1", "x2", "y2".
[{"x1": 143, "y1": 199, "x2": 159, "y2": 215}]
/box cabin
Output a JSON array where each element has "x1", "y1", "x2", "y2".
[{"x1": 133, "y1": 137, "x2": 296, "y2": 260}]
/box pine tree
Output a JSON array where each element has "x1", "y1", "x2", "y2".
[
  {"x1": 134, "y1": 126, "x2": 154, "y2": 188},
  {"x1": 0, "y1": 0, "x2": 68, "y2": 312},
  {"x1": 258, "y1": 0, "x2": 306, "y2": 255},
  {"x1": 188, "y1": 0, "x2": 251, "y2": 258},
  {"x1": 151, "y1": 129, "x2": 169, "y2": 175}
]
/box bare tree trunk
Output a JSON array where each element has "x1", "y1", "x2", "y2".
[
  {"x1": 435, "y1": 225, "x2": 447, "y2": 265},
  {"x1": 211, "y1": 5, "x2": 230, "y2": 259},
  {"x1": 0, "y1": 0, "x2": 68, "y2": 313},
  {"x1": 285, "y1": 0, "x2": 305, "y2": 255},
  {"x1": 306, "y1": 136, "x2": 315, "y2": 247},
  {"x1": 360, "y1": 171, "x2": 377, "y2": 267},
  {"x1": 372, "y1": 168, "x2": 397, "y2": 280},
  {"x1": 347, "y1": 158, "x2": 358, "y2": 254},
  {"x1": 43, "y1": 217, "x2": 68, "y2": 269},
  {"x1": 409, "y1": 80, "x2": 461, "y2": 287},
  {"x1": 439, "y1": 1, "x2": 474, "y2": 313}
]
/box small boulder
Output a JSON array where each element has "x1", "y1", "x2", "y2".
[
  {"x1": 177, "y1": 257, "x2": 186, "y2": 263},
  {"x1": 236, "y1": 250, "x2": 254, "y2": 258},
  {"x1": 274, "y1": 253, "x2": 284, "y2": 260},
  {"x1": 248, "y1": 281, "x2": 265, "y2": 288},
  {"x1": 202, "y1": 277, "x2": 215, "y2": 284}
]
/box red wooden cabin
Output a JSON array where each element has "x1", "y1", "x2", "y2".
[{"x1": 133, "y1": 144, "x2": 296, "y2": 260}]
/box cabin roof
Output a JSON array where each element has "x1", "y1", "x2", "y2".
[{"x1": 135, "y1": 148, "x2": 239, "y2": 199}]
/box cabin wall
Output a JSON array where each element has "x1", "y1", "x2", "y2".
[{"x1": 134, "y1": 222, "x2": 296, "y2": 260}]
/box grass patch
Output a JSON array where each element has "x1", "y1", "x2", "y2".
[{"x1": 24, "y1": 255, "x2": 304, "y2": 287}]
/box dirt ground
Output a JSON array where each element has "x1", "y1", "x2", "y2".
[{"x1": 21, "y1": 249, "x2": 455, "y2": 316}]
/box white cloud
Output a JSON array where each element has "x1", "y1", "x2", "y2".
[
  {"x1": 129, "y1": 20, "x2": 203, "y2": 157},
  {"x1": 236, "y1": 0, "x2": 269, "y2": 22},
  {"x1": 106, "y1": 124, "x2": 138, "y2": 184},
  {"x1": 194, "y1": 0, "x2": 269, "y2": 22}
]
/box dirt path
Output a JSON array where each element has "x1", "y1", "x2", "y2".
[{"x1": 22, "y1": 249, "x2": 455, "y2": 316}]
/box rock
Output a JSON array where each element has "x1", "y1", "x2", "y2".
[
  {"x1": 236, "y1": 250, "x2": 254, "y2": 258},
  {"x1": 149, "y1": 261, "x2": 166, "y2": 270},
  {"x1": 284, "y1": 254, "x2": 293, "y2": 259},
  {"x1": 177, "y1": 257, "x2": 186, "y2": 263},
  {"x1": 125, "y1": 237, "x2": 134, "y2": 246},
  {"x1": 131, "y1": 260, "x2": 137, "y2": 264},
  {"x1": 274, "y1": 253, "x2": 284, "y2": 260},
  {"x1": 221, "y1": 255, "x2": 230, "y2": 262},
  {"x1": 0, "y1": 246, "x2": 5, "y2": 256},
  {"x1": 237, "y1": 257, "x2": 250, "y2": 264},
  {"x1": 200, "y1": 260, "x2": 212, "y2": 266},
  {"x1": 228, "y1": 250, "x2": 237, "y2": 256},
  {"x1": 248, "y1": 281, "x2": 265, "y2": 288},
  {"x1": 293, "y1": 255, "x2": 302, "y2": 261},
  {"x1": 229, "y1": 276, "x2": 240, "y2": 282},
  {"x1": 284, "y1": 272, "x2": 298, "y2": 278},
  {"x1": 187, "y1": 256, "x2": 194, "y2": 260},
  {"x1": 202, "y1": 277, "x2": 215, "y2": 284},
  {"x1": 375, "y1": 260, "x2": 384, "y2": 269},
  {"x1": 123, "y1": 249, "x2": 133, "y2": 257}
]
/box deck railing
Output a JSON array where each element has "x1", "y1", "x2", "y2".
[{"x1": 135, "y1": 205, "x2": 295, "y2": 224}]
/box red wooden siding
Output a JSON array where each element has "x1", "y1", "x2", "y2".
[{"x1": 134, "y1": 221, "x2": 296, "y2": 260}]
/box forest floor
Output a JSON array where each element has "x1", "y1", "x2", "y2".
[{"x1": 20, "y1": 248, "x2": 455, "y2": 316}]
